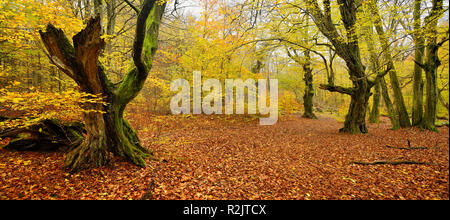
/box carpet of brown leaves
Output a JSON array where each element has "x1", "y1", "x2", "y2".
[{"x1": 0, "y1": 115, "x2": 448, "y2": 200}]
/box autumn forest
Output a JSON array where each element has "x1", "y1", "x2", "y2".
[{"x1": 0, "y1": 0, "x2": 449, "y2": 201}]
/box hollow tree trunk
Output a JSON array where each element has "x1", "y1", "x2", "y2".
[
  {"x1": 39, "y1": 1, "x2": 165, "y2": 172},
  {"x1": 64, "y1": 100, "x2": 150, "y2": 172}
]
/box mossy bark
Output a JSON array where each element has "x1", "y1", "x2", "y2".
[
  {"x1": 340, "y1": 81, "x2": 371, "y2": 134},
  {"x1": 420, "y1": 0, "x2": 444, "y2": 132},
  {"x1": 368, "y1": 1, "x2": 411, "y2": 128},
  {"x1": 369, "y1": 82, "x2": 381, "y2": 124},
  {"x1": 40, "y1": 1, "x2": 166, "y2": 172},
  {"x1": 380, "y1": 78, "x2": 400, "y2": 130},
  {"x1": 310, "y1": 0, "x2": 373, "y2": 134},
  {"x1": 411, "y1": 0, "x2": 425, "y2": 126},
  {"x1": 302, "y1": 49, "x2": 317, "y2": 119}
]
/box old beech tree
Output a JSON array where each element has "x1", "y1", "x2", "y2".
[
  {"x1": 39, "y1": 0, "x2": 166, "y2": 172},
  {"x1": 306, "y1": 0, "x2": 391, "y2": 134}
]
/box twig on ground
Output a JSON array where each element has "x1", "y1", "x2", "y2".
[{"x1": 352, "y1": 160, "x2": 437, "y2": 166}]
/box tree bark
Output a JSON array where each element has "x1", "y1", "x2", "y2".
[
  {"x1": 341, "y1": 82, "x2": 371, "y2": 134},
  {"x1": 361, "y1": 15, "x2": 395, "y2": 127},
  {"x1": 411, "y1": 0, "x2": 425, "y2": 126},
  {"x1": 308, "y1": 0, "x2": 372, "y2": 134},
  {"x1": 369, "y1": 82, "x2": 381, "y2": 124},
  {"x1": 438, "y1": 90, "x2": 449, "y2": 112},
  {"x1": 39, "y1": 1, "x2": 166, "y2": 172},
  {"x1": 368, "y1": 0, "x2": 411, "y2": 128},
  {"x1": 380, "y1": 77, "x2": 401, "y2": 130},
  {"x1": 421, "y1": 0, "x2": 444, "y2": 132},
  {"x1": 301, "y1": 17, "x2": 317, "y2": 119},
  {"x1": 302, "y1": 49, "x2": 317, "y2": 119}
]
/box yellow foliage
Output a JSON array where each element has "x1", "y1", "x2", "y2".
[
  {"x1": 279, "y1": 92, "x2": 301, "y2": 115},
  {"x1": 0, "y1": 82, "x2": 106, "y2": 130}
]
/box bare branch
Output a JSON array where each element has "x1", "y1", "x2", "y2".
[{"x1": 123, "y1": 0, "x2": 140, "y2": 14}]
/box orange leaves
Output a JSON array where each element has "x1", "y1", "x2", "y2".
[
  {"x1": 141, "y1": 115, "x2": 449, "y2": 200},
  {"x1": 0, "y1": 114, "x2": 448, "y2": 200}
]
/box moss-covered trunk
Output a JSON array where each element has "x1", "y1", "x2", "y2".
[
  {"x1": 422, "y1": 64, "x2": 438, "y2": 131},
  {"x1": 369, "y1": 82, "x2": 381, "y2": 124},
  {"x1": 106, "y1": 100, "x2": 149, "y2": 166},
  {"x1": 368, "y1": 0, "x2": 411, "y2": 128},
  {"x1": 64, "y1": 100, "x2": 149, "y2": 172},
  {"x1": 421, "y1": 0, "x2": 444, "y2": 132},
  {"x1": 380, "y1": 77, "x2": 400, "y2": 130},
  {"x1": 341, "y1": 81, "x2": 371, "y2": 134},
  {"x1": 302, "y1": 49, "x2": 317, "y2": 119},
  {"x1": 64, "y1": 110, "x2": 111, "y2": 171},
  {"x1": 411, "y1": 0, "x2": 425, "y2": 126},
  {"x1": 40, "y1": 1, "x2": 166, "y2": 172}
]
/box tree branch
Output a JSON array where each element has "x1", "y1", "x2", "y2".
[
  {"x1": 39, "y1": 17, "x2": 106, "y2": 93},
  {"x1": 39, "y1": 24, "x2": 77, "y2": 80},
  {"x1": 319, "y1": 84, "x2": 354, "y2": 96},
  {"x1": 123, "y1": 0, "x2": 140, "y2": 14},
  {"x1": 117, "y1": 0, "x2": 166, "y2": 105},
  {"x1": 369, "y1": 66, "x2": 393, "y2": 88}
]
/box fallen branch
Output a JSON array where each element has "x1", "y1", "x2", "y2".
[
  {"x1": 0, "y1": 119, "x2": 84, "y2": 152},
  {"x1": 385, "y1": 145, "x2": 436, "y2": 150},
  {"x1": 353, "y1": 161, "x2": 436, "y2": 166},
  {"x1": 385, "y1": 139, "x2": 438, "y2": 150}
]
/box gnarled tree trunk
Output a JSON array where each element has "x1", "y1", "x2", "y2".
[
  {"x1": 342, "y1": 82, "x2": 371, "y2": 134},
  {"x1": 39, "y1": 1, "x2": 166, "y2": 172},
  {"x1": 310, "y1": 0, "x2": 380, "y2": 134}
]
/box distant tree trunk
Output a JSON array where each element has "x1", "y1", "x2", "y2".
[
  {"x1": 39, "y1": 1, "x2": 166, "y2": 172},
  {"x1": 438, "y1": 83, "x2": 449, "y2": 112},
  {"x1": 411, "y1": 0, "x2": 425, "y2": 126},
  {"x1": 361, "y1": 10, "x2": 400, "y2": 130},
  {"x1": 362, "y1": 17, "x2": 381, "y2": 124},
  {"x1": 302, "y1": 49, "x2": 317, "y2": 119},
  {"x1": 369, "y1": 82, "x2": 381, "y2": 124},
  {"x1": 301, "y1": 16, "x2": 317, "y2": 119},
  {"x1": 380, "y1": 77, "x2": 400, "y2": 130},
  {"x1": 327, "y1": 49, "x2": 336, "y2": 86},
  {"x1": 368, "y1": 0, "x2": 411, "y2": 128},
  {"x1": 438, "y1": 93, "x2": 449, "y2": 112},
  {"x1": 421, "y1": 0, "x2": 445, "y2": 131}
]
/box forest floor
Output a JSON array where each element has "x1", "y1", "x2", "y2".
[{"x1": 0, "y1": 114, "x2": 448, "y2": 200}]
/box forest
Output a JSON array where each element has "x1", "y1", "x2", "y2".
[{"x1": 0, "y1": 0, "x2": 449, "y2": 201}]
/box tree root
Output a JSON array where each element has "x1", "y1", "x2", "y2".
[{"x1": 64, "y1": 136, "x2": 112, "y2": 173}]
